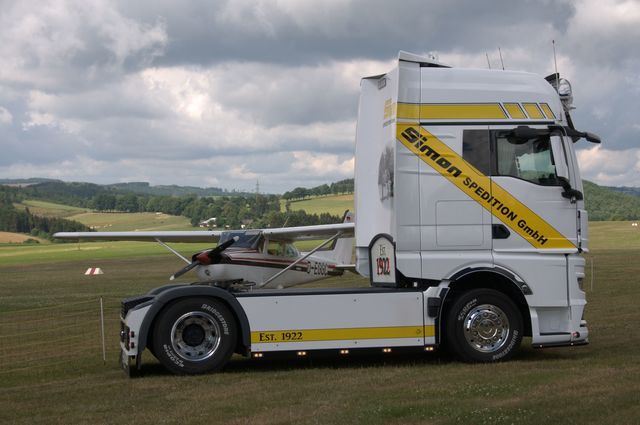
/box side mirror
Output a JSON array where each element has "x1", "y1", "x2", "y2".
[
  {"x1": 550, "y1": 136, "x2": 569, "y2": 180},
  {"x1": 583, "y1": 132, "x2": 601, "y2": 144}
]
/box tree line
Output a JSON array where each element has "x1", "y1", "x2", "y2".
[
  {"x1": 282, "y1": 179, "x2": 354, "y2": 201},
  {"x1": 90, "y1": 192, "x2": 342, "y2": 228},
  {"x1": 0, "y1": 188, "x2": 91, "y2": 240},
  {"x1": 0, "y1": 180, "x2": 348, "y2": 237}
]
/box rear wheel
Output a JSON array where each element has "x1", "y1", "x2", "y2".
[
  {"x1": 152, "y1": 298, "x2": 236, "y2": 374},
  {"x1": 445, "y1": 288, "x2": 523, "y2": 362}
]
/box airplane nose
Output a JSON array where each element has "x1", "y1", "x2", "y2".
[{"x1": 195, "y1": 252, "x2": 212, "y2": 265}]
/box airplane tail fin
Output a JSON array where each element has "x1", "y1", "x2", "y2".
[{"x1": 325, "y1": 210, "x2": 355, "y2": 265}]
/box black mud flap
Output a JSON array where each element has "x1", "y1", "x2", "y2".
[{"x1": 120, "y1": 348, "x2": 142, "y2": 378}]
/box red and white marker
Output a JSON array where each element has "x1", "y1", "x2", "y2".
[{"x1": 85, "y1": 267, "x2": 104, "y2": 275}]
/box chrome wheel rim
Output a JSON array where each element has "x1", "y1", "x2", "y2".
[
  {"x1": 171, "y1": 311, "x2": 221, "y2": 362},
  {"x1": 463, "y1": 304, "x2": 510, "y2": 353}
]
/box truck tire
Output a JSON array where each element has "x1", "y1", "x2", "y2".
[
  {"x1": 445, "y1": 288, "x2": 523, "y2": 362},
  {"x1": 152, "y1": 298, "x2": 236, "y2": 375}
]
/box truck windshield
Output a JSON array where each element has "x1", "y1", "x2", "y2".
[{"x1": 496, "y1": 135, "x2": 559, "y2": 186}]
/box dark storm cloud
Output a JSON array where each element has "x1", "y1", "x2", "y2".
[{"x1": 119, "y1": 0, "x2": 575, "y2": 66}]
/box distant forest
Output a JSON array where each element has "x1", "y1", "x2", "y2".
[
  {"x1": 282, "y1": 179, "x2": 354, "y2": 200},
  {"x1": 0, "y1": 180, "x2": 352, "y2": 238},
  {"x1": 1, "y1": 177, "x2": 639, "y2": 240},
  {"x1": 0, "y1": 188, "x2": 91, "y2": 240}
]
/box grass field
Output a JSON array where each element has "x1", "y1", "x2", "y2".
[
  {"x1": 14, "y1": 198, "x2": 195, "y2": 232},
  {"x1": 68, "y1": 211, "x2": 194, "y2": 231},
  {"x1": 0, "y1": 222, "x2": 638, "y2": 424},
  {"x1": 0, "y1": 232, "x2": 47, "y2": 244},
  {"x1": 285, "y1": 194, "x2": 354, "y2": 216},
  {"x1": 14, "y1": 200, "x2": 90, "y2": 218}
]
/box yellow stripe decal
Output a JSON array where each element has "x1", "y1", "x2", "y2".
[
  {"x1": 523, "y1": 103, "x2": 544, "y2": 119},
  {"x1": 398, "y1": 103, "x2": 507, "y2": 120},
  {"x1": 503, "y1": 103, "x2": 526, "y2": 119},
  {"x1": 397, "y1": 103, "x2": 420, "y2": 120},
  {"x1": 396, "y1": 123, "x2": 575, "y2": 250},
  {"x1": 251, "y1": 325, "x2": 433, "y2": 344},
  {"x1": 540, "y1": 103, "x2": 556, "y2": 119}
]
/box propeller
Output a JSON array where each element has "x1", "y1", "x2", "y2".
[{"x1": 170, "y1": 236, "x2": 239, "y2": 281}]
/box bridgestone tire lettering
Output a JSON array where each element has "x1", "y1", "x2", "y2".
[
  {"x1": 152, "y1": 298, "x2": 237, "y2": 375},
  {"x1": 445, "y1": 288, "x2": 523, "y2": 363}
]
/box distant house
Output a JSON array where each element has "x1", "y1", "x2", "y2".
[{"x1": 199, "y1": 217, "x2": 217, "y2": 228}]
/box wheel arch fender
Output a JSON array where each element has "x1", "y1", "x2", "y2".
[
  {"x1": 440, "y1": 266, "x2": 532, "y2": 337},
  {"x1": 137, "y1": 286, "x2": 251, "y2": 356}
]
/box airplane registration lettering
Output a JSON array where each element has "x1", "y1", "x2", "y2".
[{"x1": 307, "y1": 261, "x2": 328, "y2": 276}]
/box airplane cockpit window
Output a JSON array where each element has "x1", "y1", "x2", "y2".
[
  {"x1": 266, "y1": 240, "x2": 283, "y2": 256},
  {"x1": 219, "y1": 231, "x2": 261, "y2": 249},
  {"x1": 284, "y1": 243, "x2": 299, "y2": 258},
  {"x1": 263, "y1": 241, "x2": 299, "y2": 257}
]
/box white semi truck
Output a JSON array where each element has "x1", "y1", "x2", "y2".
[{"x1": 101, "y1": 51, "x2": 600, "y2": 375}]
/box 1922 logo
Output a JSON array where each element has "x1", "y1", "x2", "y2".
[{"x1": 376, "y1": 245, "x2": 391, "y2": 276}]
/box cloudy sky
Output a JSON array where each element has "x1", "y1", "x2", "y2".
[{"x1": 0, "y1": 0, "x2": 638, "y2": 193}]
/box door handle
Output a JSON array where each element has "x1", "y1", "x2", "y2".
[{"x1": 492, "y1": 224, "x2": 511, "y2": 239}]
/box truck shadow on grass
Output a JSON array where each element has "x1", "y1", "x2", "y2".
[{"x1": 136, "y1": 344, "x2": 576, "y2": 377}]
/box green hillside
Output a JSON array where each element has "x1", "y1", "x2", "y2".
[
  {"x1": 583, "y1": 180, "x2": 640, "y2": 220},
  {"x1": 285, "y1": 194, "x2": 354, "y2": 216},
  {"x1": 14, "y1": 200, "x2": 90, "y2": 218},
  {"x1": 68, "y1": 211, "x2": 194, "y2": 231}
]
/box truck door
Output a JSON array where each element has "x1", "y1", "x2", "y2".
[{"x1": 489, "y1": 126, "x2": 578, "y2": 306}]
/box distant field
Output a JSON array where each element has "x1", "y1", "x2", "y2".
[
  {"x1": 0, "y1": 221, "x2": 638, "y2": 424},
  {"x1": 68, "y1": 211, "x2": 194, "y2": 231},
  {"x1": 13, "y1": 199, "x2": 195, "y2": 232},
  {"x1": 587, "y1": 221, "x2": 640, "y2": 250},
  {"x1": 14, "y1": 199, "x2": 90, "y2": 218},
  {"x1": 0, "y1": 241, "x2": 216, "y2": 267},
  {"x1": 0, "y1": 232, "x2": 47, "y2": 244},
  {"x1": 285, "y1": 193, "x2": 354, "y2": 216}
]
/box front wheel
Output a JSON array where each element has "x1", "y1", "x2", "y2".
[
  {"x1": 152, "y1": 298, "x2": 237, "y2": 374},
  {"x1": 445, "y1": 289, "x2": 523, "y2": 362}
]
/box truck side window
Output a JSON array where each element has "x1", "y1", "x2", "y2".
[
  {"x1": 495, "y1": 135, "x2": 559, "y2": 186},
  {"x1": 462, "y1": 130, "x2": 491, "y2": 175}
]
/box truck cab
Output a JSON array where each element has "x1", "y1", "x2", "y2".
[{"x1": 355, "y1": 51, "x2": 594, "y2": 352}]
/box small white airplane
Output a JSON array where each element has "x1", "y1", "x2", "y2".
[{"x1": 54, "y1": 212, "x2": 355, "y2": 289}]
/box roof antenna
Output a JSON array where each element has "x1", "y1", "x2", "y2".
[
  {"x1": 498, "y1": 47, "x2": 505, "y2": 70},
  {"x1": 552, "y1": 40, "x2": 559, "y2": 87},
  {"x1": 485, "y1": 52, "x2": 492, "y2": 69}
]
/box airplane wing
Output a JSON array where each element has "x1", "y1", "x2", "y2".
[
  {"x1": 54, "y1": 211, "x2": 355, "y2": 243},
  {"x1": 53, "y1": 223, "x2": 354, "y2": 243},
  {"x1": 53, "y1": 231, "x2": 223, "y2": 243},
  {"x1": 262, "y1": 222, "x2": 354, "y2": 241}
]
